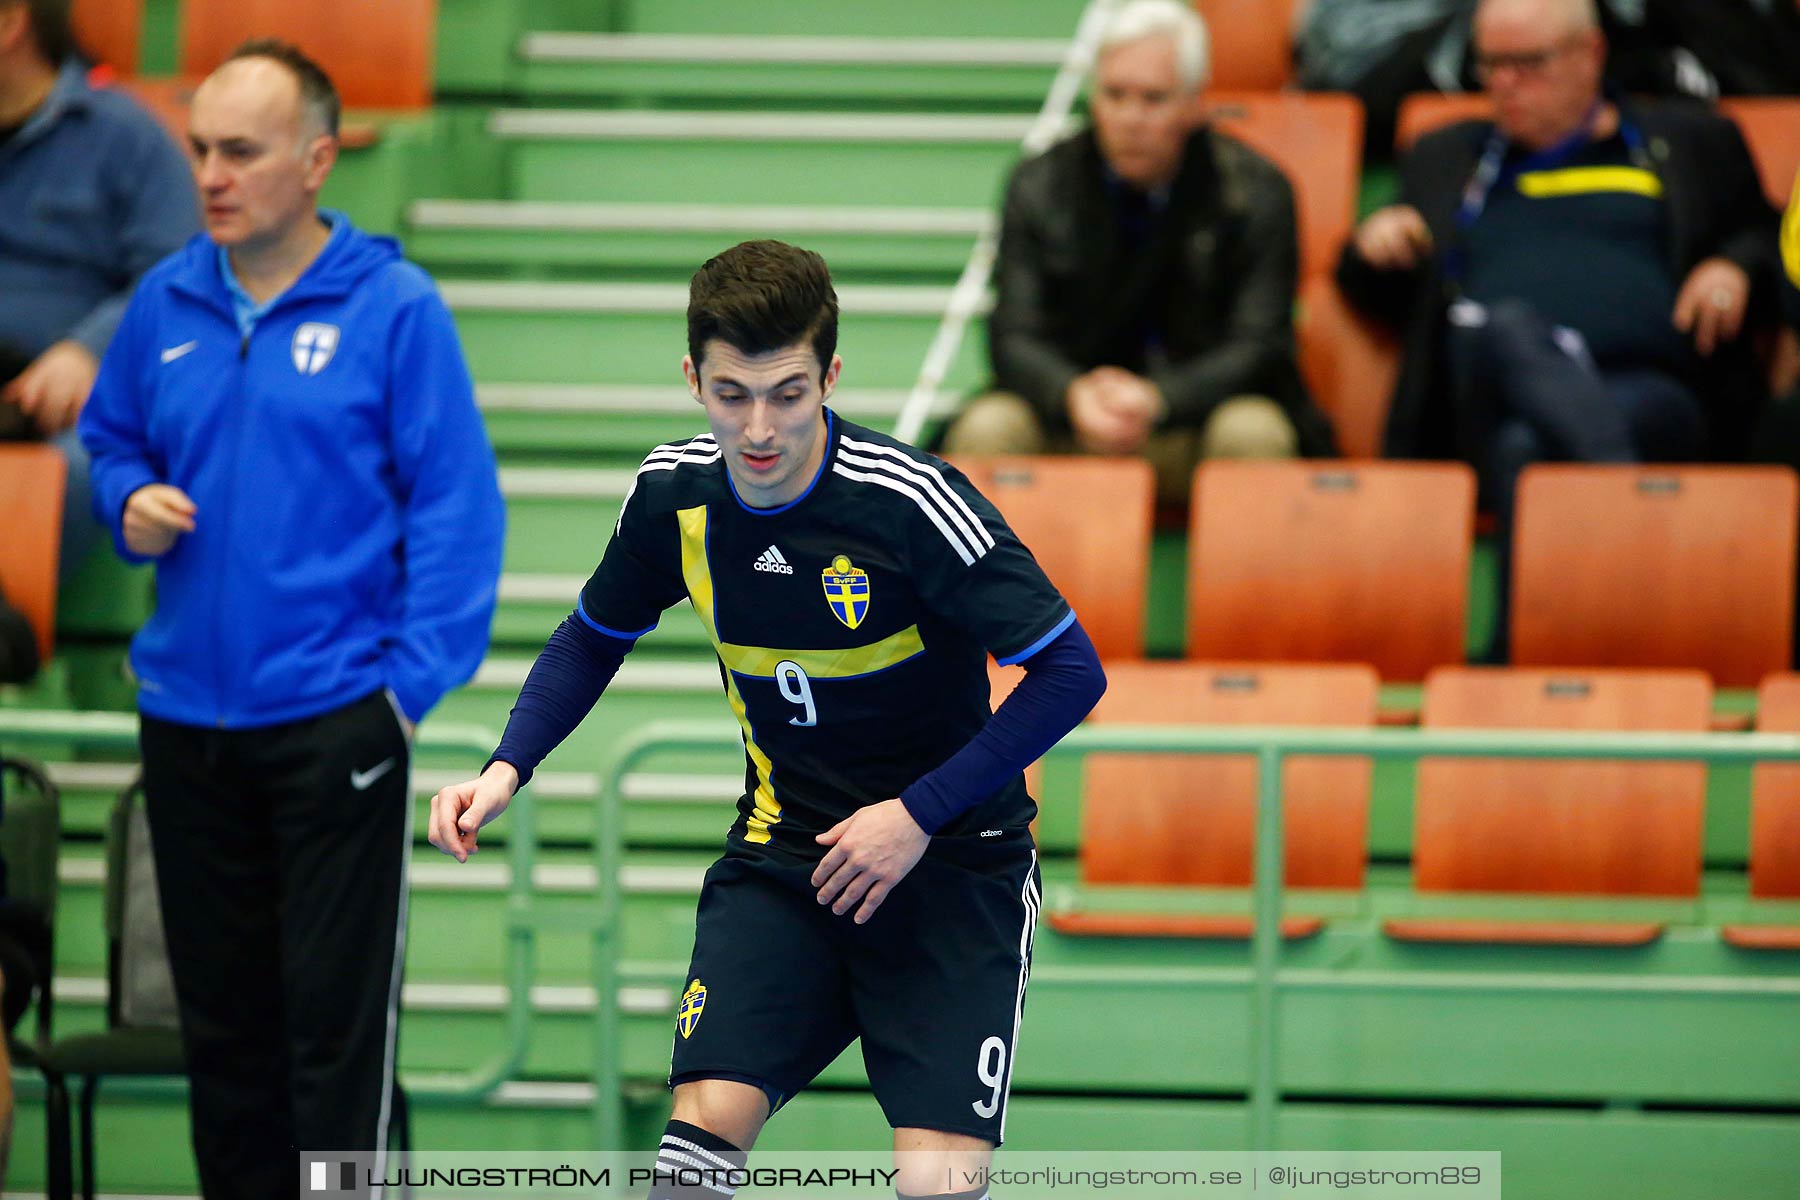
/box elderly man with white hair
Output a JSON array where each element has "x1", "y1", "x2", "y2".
[{"x1": 942, "y1": 0, "x2": 1335, "y2": 503}]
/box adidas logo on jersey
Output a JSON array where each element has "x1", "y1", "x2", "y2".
[{"x1": 753, "y1": 545, "x2": 794, "y2": 574}]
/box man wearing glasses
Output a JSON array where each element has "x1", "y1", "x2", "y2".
[{"x1": 1337, "y1": 0, "x2": 1779, "y2": 570}]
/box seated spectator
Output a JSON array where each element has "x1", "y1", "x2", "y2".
[
  {"x1": 0, "y1": 0, "x2": 199, "y2": 582},
  {"x1": 940, "y1": 0, "x2": 1334, "y2": 505},
  {"x1": 1338, "y1": 0, "x2": 1780, "y2": 524},
  {"x1": 1297, "y1": 0, "x2": 1474, "y2": 159},
  {"x1": 1298, "y1": 0, "x2": 1800, "y2": 159}
]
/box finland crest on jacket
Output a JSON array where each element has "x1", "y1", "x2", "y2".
[{"x1": 292, "y1": 322, "x2": 340, "y2": 375}]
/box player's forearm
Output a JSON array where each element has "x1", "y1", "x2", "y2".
[
  {"x1": 899, "y1": 618, "x2": 1106, "y2": 834},
  {"x1": 486, "y1": 614, "x2": 634, "y2": 788}
]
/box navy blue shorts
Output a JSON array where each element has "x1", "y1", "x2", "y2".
[{"x1": 668, "y1": 834, "x2": 1041, "y2": 1144}]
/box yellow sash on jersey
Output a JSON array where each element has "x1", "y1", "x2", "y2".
[{"x1": 677, "y1": 505, "x2": 924, "y2": 843}]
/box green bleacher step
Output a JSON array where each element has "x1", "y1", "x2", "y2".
[
  {"x1": 512, "y1": 32, "x2": 1064, "y2": 106},
  {"x1": 614, "y1": 0, "x2": 1089, "y2": 40},
  {"x1": 443, "y1": 279, "x2": 987, "y2": 386},
  {"x1": 408, "y1": 199, "x2": 988, "y2": 277},
  {"x1": 498, "y1": 464, "x2": 631, "y2": 574},
  {"x1": 487, "y1": 109, "x2": 1072, "y2": 208},
  {"x1": 432, "y1": 0, "x2": 1089, "y2": 95}
]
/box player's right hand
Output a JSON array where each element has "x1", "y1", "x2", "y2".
[
  {"x1": 428, "y1": 761, "x2": 519, "y2": 863},
  {"x1": 1351, "y1": 204, "x2": 1433, "y2": 271},
  {"x1": 122, "y1": 483, "x2": 197, "y2": 558}
]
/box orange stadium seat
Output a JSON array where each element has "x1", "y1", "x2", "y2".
[
  {"x1": 180, "y1": 0, "x2": 437, "y2": 109},
  {"x1": 1724, "y1": 674, "x2": 1800, "y2": 950},
  {"x1": 1187, "y1": 460, "x2": 1475, "y2": 682},
  {"x1": 105, "y1": 77, "x2": 197, "y2": 143},
  {"x1": 951, "y1": 457, "x2": 1155, "y2": 661},
  {"x1": 1050, "y1": 661, "x2": 1378, "y2": 939},
  {"x1": 1195, "y1": 0, "x2": 1300, "y2": 91},
  {"x1": 1385, "y1": 666, "x2": 1712, "y2": 946},
  {"x1": 1393, "y1": 92, "x2": 1493, "y2": 153},
  {"x1": 1295, "y1": 274, "x2": 1399, "y2": 459},
  {"x1": 0, "y1": 444, "x2": 67, "y2": 666},
  {"x1": 1207, "y1": 91, "x2": 1363, "y2": 282},
  {"x1": 71, "y1": 0, "x2": 141, "y2": 73},
  {"x1": 1511, "y1": 465, "x2": 1798, "y2": 688},
  {"x1": 1718, "y1": 98, "x2": 1800, "y2": 210}
]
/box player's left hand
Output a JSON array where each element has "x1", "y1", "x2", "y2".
[
  {"x1": 812, "y1": 799, "x2": 929, "y2": 924},
  {"x1": 1, "y1": 340, "x2": 99, "y2": 434},
  {"x1": 1672, "y1": 257, "x2": 1751, "y2": 357}
]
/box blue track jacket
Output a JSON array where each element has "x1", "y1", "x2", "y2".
[{"x1": 79, "y1": 216, "x2": 504, "y2": 729}]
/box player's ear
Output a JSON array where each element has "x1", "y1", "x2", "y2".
[
  {"x1": 821, "y1": 354, "x2": 842, "y2": 401},
  {"x1": 682, "y1": 354, "x2": 702, "y2": 403}
]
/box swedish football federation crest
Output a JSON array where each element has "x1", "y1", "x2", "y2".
[
  {"x1": 821, "y1": 555, "x2": 870, "y2": 630},
  {"x1": 678, "y1": 979, "x2": 707, "y2": 1039}
]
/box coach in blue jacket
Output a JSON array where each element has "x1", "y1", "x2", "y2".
[{"x1": 79, "y1": 40, "x2": 503, "y2": 1198}]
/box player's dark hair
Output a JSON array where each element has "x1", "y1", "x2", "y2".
[
  {"x1": 222, "y1": 38, "x2": 341, "y2": 139},
  {"x1": 12, "y1": 0, "x2": 75, "y2": 64},
  {"x1": 687, "y1": 241, "x2": 839, "y2": 384}
]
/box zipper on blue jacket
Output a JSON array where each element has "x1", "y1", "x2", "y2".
[{"x1": 214, "y1": 325, "x2": 251, "y2": 726}]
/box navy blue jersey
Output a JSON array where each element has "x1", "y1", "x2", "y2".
[{"x1": 579, "y1": 411, "x2": 1071, "y2": 851}]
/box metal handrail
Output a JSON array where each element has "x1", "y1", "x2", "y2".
[
  {"x1": 0, "y1": 708, "x2": 541, "y2": 1105},
  {"x1": 609, "y1": 718, "x2": 1800, "y2": 1153}
]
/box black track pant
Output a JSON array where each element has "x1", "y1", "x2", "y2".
[{"x1": 141, "y1": 689, "x2": 411, "y2": 1200}]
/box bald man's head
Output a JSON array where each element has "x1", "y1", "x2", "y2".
[
  {"x1": 213, "y1": 39, "x2": 340, "y2": 142},
  {"x1": 188, "y1": 44, "x2": 339, "y2": 252},
  {"x1": 1476, "y1": 0, "x2": 1599, "y2": 38},
  {"x1": 1474, "y1": 0, "x2": 1606, "y2": 150}
]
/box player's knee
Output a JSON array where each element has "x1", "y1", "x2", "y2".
[
  {"x1": 940, "y1": 392, "x2": 1046, "y2": 457},
  {"x1": 892, "y1": 1128, "x2": 993, "y2": 1197},
  {"x1": 1200, "y1": 395, "x2": 1299, "y2": 461},
  {"x1": 668, "y1": 1079, "x2": 768, "y2": 1151}
]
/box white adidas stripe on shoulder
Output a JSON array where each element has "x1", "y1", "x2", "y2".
[
  {"x1": 616, "y1": 437, "x2": 720, "y2": 535},
  {"x1": 639, "y1": 435, "x2": 720, "y2": 475},
  {"x1": 832, "y1": 461, "x2": 980, "y2": 566},
  {"x1": 837, "y1": 435, "x2": 993, "y2": 551},
  {"x1": 836, "y1": 436, "x2": 995, "y2": 556}
]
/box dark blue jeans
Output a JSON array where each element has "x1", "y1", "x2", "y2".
[{"x1": 1446, "y1": 299, "x2": 1707, "y2": 659}]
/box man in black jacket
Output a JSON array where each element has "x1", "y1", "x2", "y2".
[
  {"x1": 1338, "y1": 0, "x2": 1780, "y2": 511},
  {"x1": 942, "y1": 0, "x2": 1333, "y2": 504}
]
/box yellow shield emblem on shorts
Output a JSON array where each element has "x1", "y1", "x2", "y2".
[
  {"x1": 677, "y1": 978, "x2": 707, "y2": 1039},
  {"x1": 821, "y1": 554, "x2": 870, "y2": 630}
]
